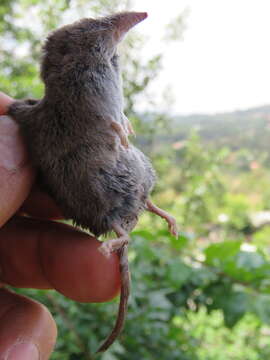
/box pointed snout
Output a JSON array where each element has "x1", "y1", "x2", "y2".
[
  {"x1": 124, "y1": 11, "x2": 148, "y2": 29},
  {"x1": 113, "y1": 11, "x2": 148, "y2": 35}
]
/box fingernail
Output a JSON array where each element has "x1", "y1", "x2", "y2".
[{"x1": 7, "y1": 342, "x2": 39, "y2": 360}]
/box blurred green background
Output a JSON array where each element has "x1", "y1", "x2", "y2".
[{"x1": 1, "y1": 0, "x2": 270, "y2": 359}]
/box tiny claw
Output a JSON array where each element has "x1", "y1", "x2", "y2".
[
  {"x1": 146, "y1": 199, "x2": 178, "y2": 237},
  {"x1": 122, "y1": 113, "x2": 136, "y2": 137},
  {"x1": 168, "y1": 216, "x2": 178, "y2": 238},
  {"x1": 127, "y1": 121, "x2": 136, "y2": 136},
  {"x1": 170, "y1": 223, "x2": 179, "y2": 238},
  {"x1": 111, "y1": 121, "x2": 129, "y2": 148}
]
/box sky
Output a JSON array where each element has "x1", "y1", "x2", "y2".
[{"x1": 132, "y1": 0, "x2": 270, "y2": 115}]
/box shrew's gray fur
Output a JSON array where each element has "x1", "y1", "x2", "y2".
[
  {"x1": 7, "y1": 12, "x2": 176, "y2": 352},
  {"x1": 8, "y1": 12, "x2": 155, "y2": 237}
]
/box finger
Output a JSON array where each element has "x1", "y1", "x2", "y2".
[
  {"x1": 0, "y1": 288, "x2": 56, "y2": 359},
  {"x1": 0, "y1": 92, "x2": 13, "y2": 115},
  {"x1": 0, "y1": 115, "x2": 35, "y2": 226},
  {"x1": 0, "y1": 217, "x2": 121, "y2": 303},
  {"x1": 19, "y1": 184, "x2": 63, "y2": 220},
  {"x1": 0, "y1": 94, "x2": 56, "y2": 221}
]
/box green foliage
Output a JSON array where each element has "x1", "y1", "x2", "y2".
[
  {"x1": 17, "y1": 228, "x2": 270, "y2": 359},
  {"x1": 2, "y1": 0, "x2": 270, "y2": 359},
  {"x1": 175, "y1": 132, "x2": 228, "y2": 230}
]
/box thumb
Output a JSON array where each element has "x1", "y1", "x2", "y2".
[
  {"x1": 0, "y1": 115, "x2": 35, "y2": 226},
  {"x1": 0, "y1": 92, "x2": 35, "y2": 225}
]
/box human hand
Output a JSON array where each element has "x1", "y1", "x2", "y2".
[{"x1": 0, "y1": 92, "x2": 121, "y2": 359}]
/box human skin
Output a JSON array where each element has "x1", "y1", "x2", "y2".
[{"x1": 0, "y1": 92, "x2": 121, "y2": 359}]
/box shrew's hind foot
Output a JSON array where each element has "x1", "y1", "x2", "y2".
[
  {"x1": 98, "y1": 224, "x2": 130, "y2": 258},
  {"x1": 146, "y1": 199, "x2": 178, "y2": 238},
  {"x1": 97, "y1": 225, "x2": 130, "y2": 352},
  {"x1": 111, "y1": 121, "x2": 129, "y2": 148}
]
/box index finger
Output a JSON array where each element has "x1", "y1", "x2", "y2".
[{"x1": 0, "y1": 217, "x2": 121, "y2": 302}]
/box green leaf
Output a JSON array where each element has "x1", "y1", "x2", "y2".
[
  {"x1": 236, "y1": 251, "x2": 266, "y2": 270},
  {"x1": 170, "y1": 232, "x2": 190, "y2": 250},
  {"x1": 167, "y1": 261, "x2": 192, "y2": 288},
  {"x1": 204, "y1": 240, "x2": 242, "y2": 267},
  {"x1": 191, "y1": 267, "x2": 218, "y2": 287},
  {"x1": 222, "y1": 292, "x2": 249, "y2": 327},
  {"x1": 222, "y1": 250, "x2": 269, "y2": 283},
  {"x1": 209, "y1": 287, "x2": 249, "y2": 327},
  {"x1": 148, "y1": 290, "x2": 172, "y2": 310},
  {"x1": 250, "y1": 294, "x2": 270, "y2": 324}
]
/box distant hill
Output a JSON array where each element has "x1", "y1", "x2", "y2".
[{"x1": 170, "y1": 105, "x2": 270, "y2": 154}]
